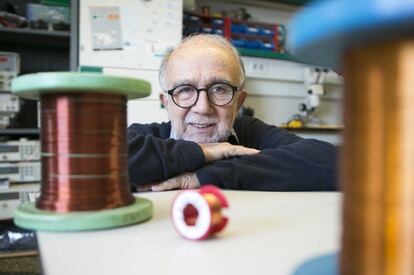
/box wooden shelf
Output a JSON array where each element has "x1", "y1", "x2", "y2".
[{"x1": 0, "y1": 250, "x2": 38, "y2": 259}]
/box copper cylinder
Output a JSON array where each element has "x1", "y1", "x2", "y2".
[
  {"x1": 341, "y1": 39, "x2": 414, "y2": 275},
  {"x1": 36, "y1": 93, "x2": 135, "y2": 212}
]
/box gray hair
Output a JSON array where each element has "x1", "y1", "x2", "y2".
[{"x1": 159, "y1": 34, "x2": 246, "y2": 91}]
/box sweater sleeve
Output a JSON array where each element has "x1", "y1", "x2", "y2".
[
  {"x1": 128, "y1": 123, "x2": 205, "y2": 187},
  {"x1": 195, "y1": 117, "x2": 337, "y2": 191}
]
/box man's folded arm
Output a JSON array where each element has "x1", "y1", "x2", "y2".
[
  {"x1": 195, "y1": 139, "x2": 338, "y2": 191},
  {"x1": 128, "y1": 133, "x2": 205, "y2": 187},
  {"x1": 128, "y1": 122, "x2": 260, "y2": 188},
  {"x1": 128, "y1": 118, "x2": 338, "y2": 191}
]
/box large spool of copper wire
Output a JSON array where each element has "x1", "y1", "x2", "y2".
[
  {"x1": 12, "y1": 72, "x2": 153, "y2": 231},
  {"x1": 289, "y1": 1, "x2": 414, "y2": 274},
  {"x1": 39, "y1": 92, "x2": 133, "y2": 212},
  {"x1": 341, "y1": 38, "x2": 414, "y2": 275}
]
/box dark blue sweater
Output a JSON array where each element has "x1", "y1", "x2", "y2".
[{"x1": 127, "y1": 116, "x2": 337, "y2": 191}]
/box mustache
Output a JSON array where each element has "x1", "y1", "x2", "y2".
[{"x1": 185, "y1": 115, "x2": 218, "y2": 124}]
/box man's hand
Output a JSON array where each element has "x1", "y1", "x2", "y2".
[
  {"x1": 200, "y1": 142, "x2": 260, "y2": 163},
  {"x1": 147, "y1": 173, "x2": 200, "y2": 192}
]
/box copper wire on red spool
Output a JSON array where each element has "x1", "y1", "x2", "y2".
[
  {"x1": 37, "y1": 93, "x2": 134, "y2": 212},
  {"x1": 171, "y1": 185, "x2": 229, "y2": 240}
]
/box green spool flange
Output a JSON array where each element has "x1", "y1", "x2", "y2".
[
  {"x1": 11, "y1": 72, "x2": 151, "y2": 99},
  {"x1": 14, "y1": 197, "x2": 153, "y2": 231}
]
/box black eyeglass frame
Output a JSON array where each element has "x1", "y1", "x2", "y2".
[{"x1": 166, "y1": 82, "x2": 239, "y2": 108}]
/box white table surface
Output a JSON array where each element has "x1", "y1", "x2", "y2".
[{"x1": 37, "y1": 191, "x2": 341, "y2": 275}]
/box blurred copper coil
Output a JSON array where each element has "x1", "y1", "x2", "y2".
[
  {"x1": 36, "y1": 93, "x2": 134, "y2": 212},
  {"x1": 182, "y1": 193, "x2": 222, "y2": 227},
  {"x1": 341, "y1": 39, "x2": 414, "y2": 275},
  {"x1": 203, "y1": 193, "x2": 223, "y2": 226}
]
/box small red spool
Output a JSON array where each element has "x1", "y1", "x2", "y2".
[{"x1": 171, "y1": 185, "x2": 229, "y2": 240}]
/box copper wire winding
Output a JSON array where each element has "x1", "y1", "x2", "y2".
[
  {"x1": 36, "y1": 93, "x2": 134, "y2": 212},
  {"x1": 183, "y1": 193, "x2": 223, "y2": 227},
  {"x1": 341, "y1": 40, "x2": 414, "y2": 275},
  {"x1": 202, "y1": 193, "x2": 223, "y2": 226}
]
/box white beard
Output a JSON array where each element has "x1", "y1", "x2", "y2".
[{"x1": 171, "y1": 114, "x2": 232, "y2": 144}]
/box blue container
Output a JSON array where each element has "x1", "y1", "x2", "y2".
[
  {"x1": 261, "y1": 28, "x2": 274, "y2": 37},
  {"x1": 187, "y1": 27, "x2": 201, "y2": 34},
  {"x1": 245, "y1": 40, "x2": 263, "y2": 49},
  {"x1": 189, "y1": 16, "x2": 201, "y2": 23},
  {"x1": 231, "y1": 39, "x2": 246, "y2": 48},
  {"x1": 231, "y1": 24, "x2": 247, "y2": 33},
  {"x1": 202, "y1": 27, "x2": 213, "y2": 34},
  {"x1": 213, "y1": 28, "x2": 224, "y2": 35},
  {"x1": 261, "y1": 42, "x2": 275, "y2": 51},
  {"x1": 212, "y1": 19, "x2": 224, "y2": 26},
  {"x1": 246, "y1": 27, "x2": 260, "y2": 35}
]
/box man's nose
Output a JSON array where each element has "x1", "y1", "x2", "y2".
[{"x1": 191, "y1": 90, "x2": 213, "y2": 114}]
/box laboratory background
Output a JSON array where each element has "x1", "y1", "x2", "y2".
[{"x1": 1, "y1": 0, "x2": 410, "y2": 274}]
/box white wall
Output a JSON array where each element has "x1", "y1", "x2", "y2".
[
  {"x1": 104, "y1": 68, "x2": 169, "y2": 124},
  {"x1": 241, "y1": 57, "x2": 343, "y2": 127}
]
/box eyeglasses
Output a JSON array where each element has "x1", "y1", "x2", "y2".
[{"x1": 166, "y1": 82, "x2": 239, "y2": 108}]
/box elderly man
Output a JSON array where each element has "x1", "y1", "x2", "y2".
[{"x1": 128, "y1": 34, "x2": 337, "y2": 192}]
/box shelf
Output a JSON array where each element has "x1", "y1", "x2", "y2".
[
  {"x1": 238, "y1": 48, "x2": 298, "y2": 61},
  {"x1": 0, "y1": 129, "x2": 40, "y2": 136},
  {"x1": 272, "y1": 0, "x2": 312, "y2": 5},
  {"x1": 279, "y1": 125, "x2": 344, "y2": 132},
  {"x1": 2, "y1": 183, "x2": 40, "y2": 193},
  {"x1": 0, "y1": 250, "x2": 38, "y2": 259},
  {"x1": 207, "y1": 0, "x2": 312, "y2": 8},
  {"x1": 184, "y1": 13, "x2": 289, "y2": 59},
  {"x1": 0, "y1": 27, "x2": 70, "y2": 48}
]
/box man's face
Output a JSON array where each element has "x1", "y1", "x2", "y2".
[{"x1": 160, "y1": 45, "x2": 246, "y2": 144}]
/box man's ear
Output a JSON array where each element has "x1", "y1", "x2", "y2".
[
  {"x1": 236, "y1": 90, "x2": 247, "y2": 111},
  {"x1": 159, "y1": 93, "x2": 169, "y2": 109}
]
